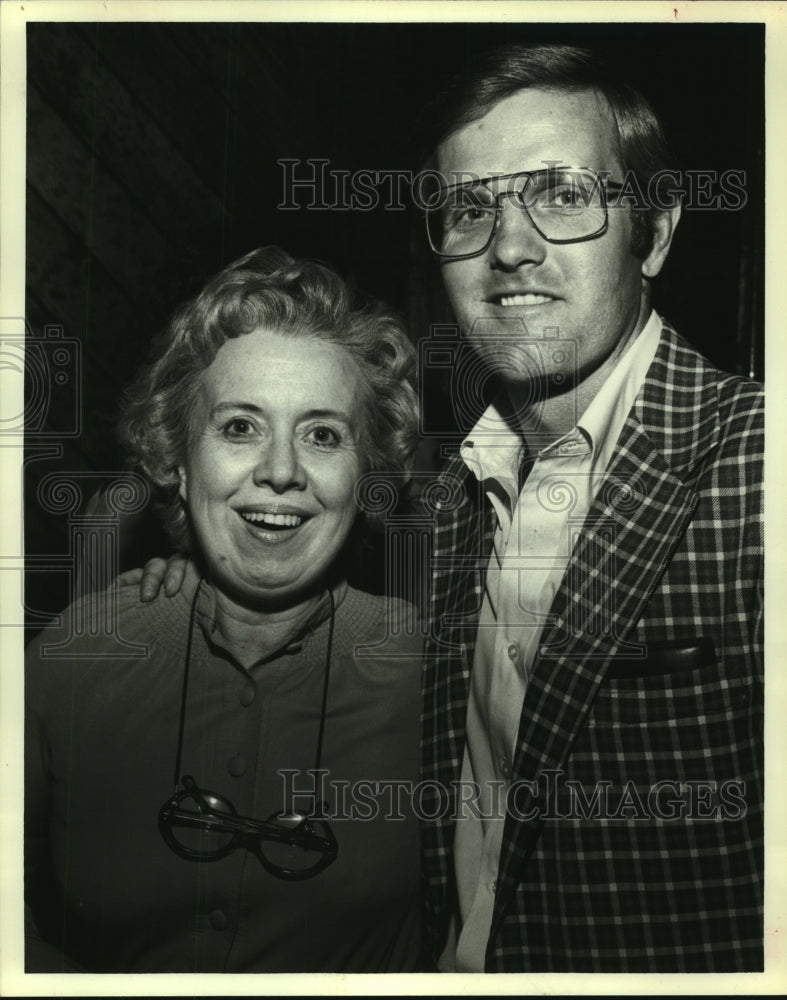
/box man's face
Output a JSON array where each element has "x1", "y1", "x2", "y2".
[{"x1": 436, "y1": 87, "x2": 665, "y2": 400}]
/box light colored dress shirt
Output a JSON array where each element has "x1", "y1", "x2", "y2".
[{"x1": 445, "y1": 310, "x2": 663, "y2": 971}]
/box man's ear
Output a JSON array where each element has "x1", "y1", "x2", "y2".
[
  {"x1": 178, "y1": 466, "x2": 187, "y2": 503},
  {"x1": 642, "y1": 204, "x2": 682, "y2": 279}
]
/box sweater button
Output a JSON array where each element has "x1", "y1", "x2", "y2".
[
  {"x1": 228, "y1": 754, "x2": 247, "y2": 777},
  {"x1": 239, "y1": 684, "x2": 255, "y2": 706},
  {"x1": 210, "y1": 908, "x2": 228, "y2": 930}
]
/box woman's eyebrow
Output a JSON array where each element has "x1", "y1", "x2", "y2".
[
  {"x1": 210, "y1": 402, "x2": 263, "y2": 417},
  {"x1": 210, "y1": 403, "x2": 355, "y2": 426},
  {"x1": 299, "y1": 408, "x2": 354, "y2": 426}
]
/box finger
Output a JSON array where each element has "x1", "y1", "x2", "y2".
[
  {"x1": 163, "y1": 555, "x2": 189, "y2": 597},
  {"x1": 140, "y1": 557, "x2": 170, "y2": 602},
  {"x1": 116, "y1": 568, "x2": 144, "y2": 587}
]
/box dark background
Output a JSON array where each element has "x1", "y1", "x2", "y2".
[{"x1": 24, "y1": 20, "x2": 765, "y2": 632}]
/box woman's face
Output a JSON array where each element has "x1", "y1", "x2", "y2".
[{"x1": 179, "y1": 328, "x2": 364, "y2": 610}]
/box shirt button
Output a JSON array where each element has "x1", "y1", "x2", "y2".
[
  {"x1": 507, "y1": 643, "x2": 518, "y2": 661},
  {"x1": 491, "y1": 880, "x2": 497, "y2": 894},
  {"x1": 209, "y1": 908, "x2": 228, "y2": 930},
  {"x1": 227, "y1": 754, "x2": 247, "y2": 777},
  {"x1": 500, "y1": 759, "x2": 512, "y2": 779}
]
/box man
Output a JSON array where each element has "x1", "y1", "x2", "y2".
[
  {"x1": 418, "y1": 44, "x2": 763, "y2": 973},
  {"x1": 133, "y1": 43, "x2": 763, "y2": 974}
]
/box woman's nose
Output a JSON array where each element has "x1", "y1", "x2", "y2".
[
  {"x1": 252, "y1": 436, "x2": 306, "y2": 492},
  {"x1": 488, "y1": 196, "x2": 548, "y2": 270}
]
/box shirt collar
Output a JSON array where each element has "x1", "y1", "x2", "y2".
[
  {"x1": 459, "y1": 399, "x2": 522, "y2": 488},
  {"x1": 460, "y1": 309, "x2": 662, "y2": 484},
  {"x1": 572, "y1": 308, "x2": 662, "y2": 466},
  {"x1": 179, "y1": 562, "x2": 348, "y2": 665}
]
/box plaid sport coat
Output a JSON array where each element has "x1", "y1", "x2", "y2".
[{"x1": 420, "y1": 322, "x2": 764, "y2": 972}]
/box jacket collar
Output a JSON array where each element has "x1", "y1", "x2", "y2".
[{"x1": 632, "y1": 321, "x2": 721, "y2": 479}]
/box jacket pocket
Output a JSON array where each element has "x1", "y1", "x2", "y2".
[
  {"x1": 588, "y1": 645, "x2": 751, "y2": 727},
  {"x1": 605, "y1": 637, "x2": 716, "y2": 679}
]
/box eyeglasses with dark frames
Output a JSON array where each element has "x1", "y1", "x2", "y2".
[
  {"x1": 158, "y1": 583, "x2": 338, "y2": 881},
  {"x1": 159, "y1": 774, "x2": 337, "y2": 881},
  {"x1": 424, "y1": 166, "x2": 626, "y2": 260}
]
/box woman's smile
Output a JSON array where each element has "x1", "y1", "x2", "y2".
[{"x1": 236, "y1": 506, "x2": 310, "y2": 544}]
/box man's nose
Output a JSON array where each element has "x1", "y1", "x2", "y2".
[
  {"x1": 252, "y1": 435, "x2": 307, "y2": 492},
  {"x1": 488, "y1": 195, "x2": 547, "y2": 269}
]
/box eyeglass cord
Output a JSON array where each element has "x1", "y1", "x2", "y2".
[{"x1": 170, "y1": 579, "x2": 336, "y2": 797}]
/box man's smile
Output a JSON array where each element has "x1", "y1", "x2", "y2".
[{"x1": 494, "y1": 292, "x2": 556, "y2": 307}]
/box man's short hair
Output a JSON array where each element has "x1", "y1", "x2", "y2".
[{"x1": 420, "y1": 43, "x2": 677, "y2": 257}]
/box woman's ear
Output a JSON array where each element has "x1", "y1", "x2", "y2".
[{"x1": 642, "y1": 204, "x2": 682, "y2": 279}]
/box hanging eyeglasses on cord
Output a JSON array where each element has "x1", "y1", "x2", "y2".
[{"x1": 157, "y1": 582, "x2": 338, "y2": 881}]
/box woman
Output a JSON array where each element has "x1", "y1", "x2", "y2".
[{"x1": 25, "y1": 247, "x2": 423, "y2": 973}]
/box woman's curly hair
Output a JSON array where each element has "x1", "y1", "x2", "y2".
[{"x1": 120, "y1": 247, "x2": 419, "y2": 550}]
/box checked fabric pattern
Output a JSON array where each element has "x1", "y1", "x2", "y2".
[{"x1": 420, "y1": 322, "x2": 764, "y2": 972}]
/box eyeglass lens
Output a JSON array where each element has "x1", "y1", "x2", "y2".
[
  {"x1": 427, "y1": 168, "x2": 608, "y2": 255},
  {"x1": 258, "y1": 810, "x2": 334, "y2": 875}
]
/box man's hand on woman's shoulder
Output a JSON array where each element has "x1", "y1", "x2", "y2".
[{"x1": 117, "y1": 555, "x2": 190, "y2": 602}]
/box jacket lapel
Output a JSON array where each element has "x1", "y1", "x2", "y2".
[
  {"x1": 492, "y1": 324, "x2": 723, "y2": 917},
  {"x1": 421, "y1": 456, "x2": 496, "y2": 951},
  {"x1": 424, "y1": 456, "x2": 496, "y2": 787}
]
